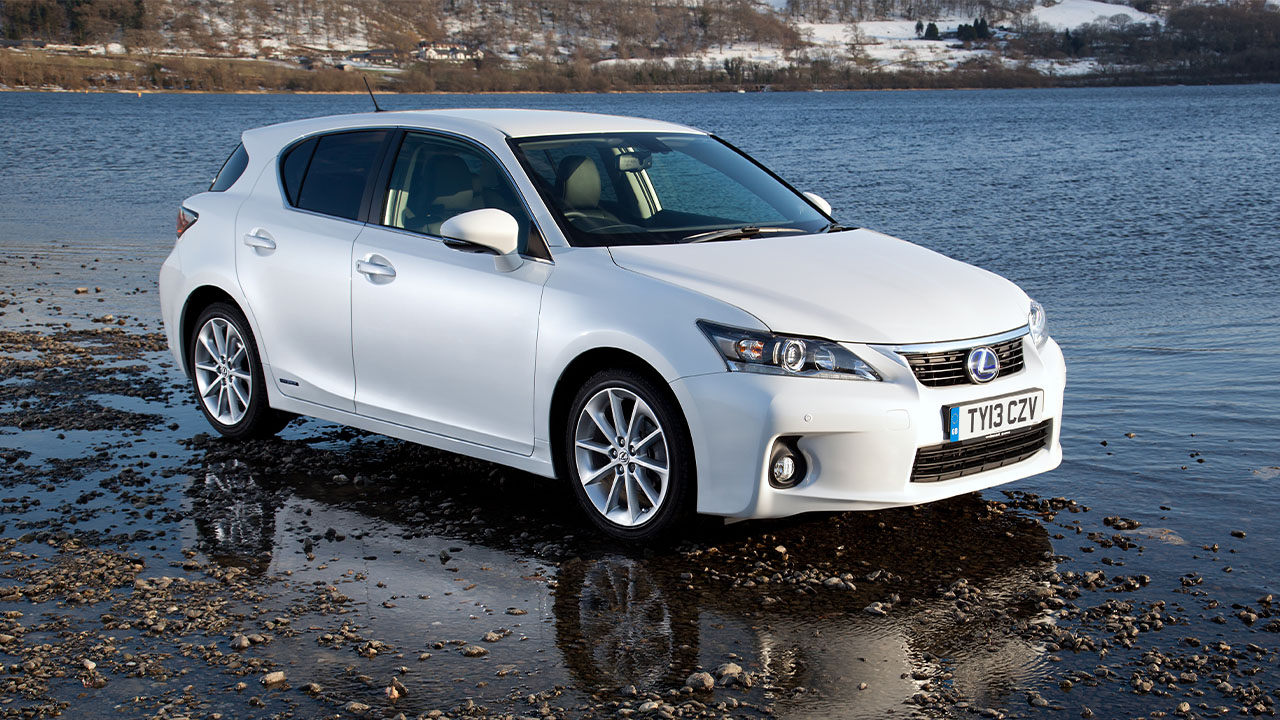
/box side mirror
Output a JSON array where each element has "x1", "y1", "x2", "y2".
[
  {"x1": 440, "y1": 208, "x2": 523, "y2": 272},
  {"x1": 803, "y1": 192, "x2": 833, "y2": 217}
]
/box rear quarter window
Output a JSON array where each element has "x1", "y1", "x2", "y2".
[{"x1": 209, "y1": 143, "x2": 249, "y2": 192}]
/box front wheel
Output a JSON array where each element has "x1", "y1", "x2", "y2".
[
  {"x1": 189, "y1": 302, "x2": 289, "y2": 440},
  {"x1": 563, "y1": 369, "x2": 695, "y2": 541}
]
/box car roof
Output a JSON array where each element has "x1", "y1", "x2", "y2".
[{"x1": 242, "y1": 108, "x2": 704, "y2": 151}]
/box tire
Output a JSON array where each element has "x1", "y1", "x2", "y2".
[
  {"x1": 563, "y1": 369, "x2": 695, "y2": 541},
  {"x1": 189, "y1": 302, "x2": 289, "y2": 440}
]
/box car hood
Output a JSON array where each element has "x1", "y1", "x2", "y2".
[{"x1": 608, "y1": 229, "x2": 1029, "y2": 344}]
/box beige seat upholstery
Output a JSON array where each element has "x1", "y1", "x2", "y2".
[
  {"x1": 403, "y1": 154, "x2": 475, "y2": 234},
  {"x1": 554, "y1": 156, "x2": 619, "y2": 224}
]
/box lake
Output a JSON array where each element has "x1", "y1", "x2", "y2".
[{"x1": 0, "y1": 85, "x2": 1276, "y2": 718}]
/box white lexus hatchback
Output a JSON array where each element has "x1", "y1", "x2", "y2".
[{"x1": 160, "y1": 109, "x2": 1065, "y2": 541}]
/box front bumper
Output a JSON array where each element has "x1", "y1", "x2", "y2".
[{"x1": 670, "y1": 335, "x2": 1065, "y2": 518}]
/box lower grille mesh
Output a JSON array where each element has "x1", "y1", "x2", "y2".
[{"x1": 911, "y1": 420, "x2": 1051, "y2": 483}]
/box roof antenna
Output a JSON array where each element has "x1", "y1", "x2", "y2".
[{"x1": 362, "y1": 75, "x2": 385, "y2": 113}]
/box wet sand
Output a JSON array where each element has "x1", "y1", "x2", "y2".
[{"x1": 0, "y1": 249, "x2": 1276, "y2": 719}]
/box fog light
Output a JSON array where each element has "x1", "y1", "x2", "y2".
[
  {"x1": 768, "y1": 437, "x2": 807, "y2": 489},
  {"x1": 772, "y1": 455, "x2": 796, "y2": 483}
]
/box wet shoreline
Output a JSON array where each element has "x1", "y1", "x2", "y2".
[{"x1": 0, "y1": 248, "x2": 1275, "y2": 719}]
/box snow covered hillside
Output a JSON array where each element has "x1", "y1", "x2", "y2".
[{"x1": 1021, "y1": 0, "x2": 1162, "y2": 30}]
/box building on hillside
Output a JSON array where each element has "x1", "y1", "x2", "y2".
[
  {"x1": 347, "y1": 49, "x2": 397, "y2": 66},
  {"x1": 417, "y1": 41, "x2": 481, "y2": 62}
]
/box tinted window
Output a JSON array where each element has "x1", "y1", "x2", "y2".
[
  {"x1": 381, "y1": 132, "x2": 536, "y2": 253},
  {"x1": 519, "y1": 141, "x2": 618, "y2": 206},
  {"x1": 512, "y1": 133, "x2": 828, "y2": 248},
  {"x1": 284, "y1": 131, "x2": 387, "y2": 221},
  {"x1": 210, "y1": 144, "x2": 248, "y2": 192},
  {"x1": 280, "y1": 137, "x2": 316, "y2": 206}
]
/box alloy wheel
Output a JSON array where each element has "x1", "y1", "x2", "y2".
[
  {"x1": 193, "y1": 316, "x2": 253, "y2": 427},
  {"x1": 573, "y1": 387, "x2": 670, "y2": 527}
]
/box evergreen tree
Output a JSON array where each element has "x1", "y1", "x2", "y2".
[
  {"x1": 915, "y1": 20, "x2": 924, "y2": 37},
  {"x1": 924, "y1": 22, "x2": 939, "y2": 40}
]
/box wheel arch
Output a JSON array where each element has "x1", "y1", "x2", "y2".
[
  {"x1": 548, "y1": 347, "x2": 694, "y2": 497},
  {"x1": 179, "y1": 285, "x2": 242, "y2": 378}
]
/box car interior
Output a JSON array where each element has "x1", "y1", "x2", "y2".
[{"x1": 383, "y1": 134, "x2": 534, "y2": 253}]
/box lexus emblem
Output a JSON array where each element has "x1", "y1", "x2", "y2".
[{"x1": 966, "y1": 346, "x2": 1000, "y2": 384}]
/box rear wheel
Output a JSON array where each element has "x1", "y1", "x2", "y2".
[
  {"x1": 190, "y1": 302, "x2": 289, "y2": 440},
  {"x1": 564, "y1": 369, "x2": 695, "y2": 541}
]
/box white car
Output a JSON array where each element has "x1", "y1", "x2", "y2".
[{"x1": 159, "y1": 109, "x2": 1065, "y2": 541}]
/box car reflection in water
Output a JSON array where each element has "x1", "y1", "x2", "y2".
[
  {"x1": 187, "y1": 437, "x2": 1055, "y2": 717},
  {"x1": 554, "y1": 506, "x2": 1056, "y2": 717}
]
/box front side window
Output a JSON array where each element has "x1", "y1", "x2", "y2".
[
  {"x1": 280, "y1": 131, "x2": 387, "y2": 221},
  {"x1": 381, "y1": 132, "x2": 537, "y2": 254},
  {"x1": 511, "y1": 133, "x2": 831, "y2": 247}
]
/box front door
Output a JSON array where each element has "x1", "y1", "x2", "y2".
[{"x1": 350, "y1": 131, "x2": 549, "y2": 454}]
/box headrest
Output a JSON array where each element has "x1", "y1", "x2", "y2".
[
  {"x1": 424, "y1": 154, "x2": 473, "y2": 210},
  {"x1": 555, "y1": 155, "x2": 601, "y2": 210}
]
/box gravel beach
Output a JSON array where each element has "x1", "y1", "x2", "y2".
[{"x1": 0, "y1": 242, "x2": 1275, "y2": 720}]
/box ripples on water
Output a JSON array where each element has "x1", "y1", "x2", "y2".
[{"x1": 0, "y1": 83, "x2": 1277, "y2": 617}]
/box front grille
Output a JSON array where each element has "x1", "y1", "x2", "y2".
[
  {"x1": 911, "y1": 420, "x2": 1051, "y2": 483},
  {"x1": 901, "y1": 335, "x2": 1026, "y2": 387}
]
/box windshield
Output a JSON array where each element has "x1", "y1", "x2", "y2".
[{"x1": 510, "y1": 133, "x2": 832, "y2": 247}]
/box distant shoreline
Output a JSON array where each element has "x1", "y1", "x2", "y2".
[{"x1": 3, "y1": 47, "x2": 1278, "y2": 96}]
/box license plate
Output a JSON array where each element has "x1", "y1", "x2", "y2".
[{"x1": 946, "y1": 389, "x2": 1045, "y2": 442}]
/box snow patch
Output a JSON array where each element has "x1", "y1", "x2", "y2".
[{"x1": 1020, "y1": 0, "x2": 1161, "y2": 31}]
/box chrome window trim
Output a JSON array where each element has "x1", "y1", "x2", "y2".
[{"x1": 888, "y1": 325, "x2": 1030, "y2": 354}]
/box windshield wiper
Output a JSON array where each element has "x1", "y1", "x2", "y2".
[
  {"x1": 824, "y1": 222, "x2": 852, "y2": 232},
  {"x1": 683, "y1": 226, "x2": 808, "y2": 244}
]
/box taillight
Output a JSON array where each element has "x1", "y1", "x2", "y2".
[{"x1": 176, "y1": 207, "x2": 198, "y2": 239}]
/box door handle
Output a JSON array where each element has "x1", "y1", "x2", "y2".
[
  {"x1": 356, "y1": 259, "x2": 396, "y2": 279},
  {"x1": 243, "y1": 233, "x2": 276, "y2": 250}
]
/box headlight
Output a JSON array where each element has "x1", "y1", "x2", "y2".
[
  {"x1": 1028, "y1": 300, "x2": 1047, "y2": 347},
  {"x1": 697, "y1": 321, "x2": 880, "y2": 381}
]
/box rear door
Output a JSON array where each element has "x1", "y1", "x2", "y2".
[{"x1": 235, "y1": 129, "x2": 389, "y2": 411}]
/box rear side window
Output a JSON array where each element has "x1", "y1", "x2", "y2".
[
  {"x1": 281, "y1": 131, "x2": 386, "y2": 221},
  {"x1": 210, "y1": 144, "x2": 248, "y2": 192}
]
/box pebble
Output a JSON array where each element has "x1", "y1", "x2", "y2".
[
  {"x1": 385, "y1": 677, "x2": 407, "y2": 701},
  {"x1": 260, "y1": 670, "x2": 286, "y2": 686},
  {"x1": 684, "y1": 671, "x2": 714, "y2": 691}
]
